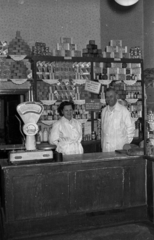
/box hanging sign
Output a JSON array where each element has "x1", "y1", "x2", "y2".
[
  {"x1": 85, "y1": 99, "x2": 101, "y2": 111},
  {"x1": 85, "y1": 80, "x2": 101, "y2": 94}
]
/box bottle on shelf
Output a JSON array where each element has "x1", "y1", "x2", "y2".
[
  {"x1": 134, "y1": 120, "x2": 139, "y2": 138},
  {"x1": 138, "y1": 118, "x2": 143, "y2": 140},
  {"x1": 91, "y1": 131, "x2": 96, "y2": 140},
  {"x1": 43, "y1": 127, "x2": 48, "y2": 142},
  {"x1": 36, "y1": 125, "x2": 43, "y2": 144}
]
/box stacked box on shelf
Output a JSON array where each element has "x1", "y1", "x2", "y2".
[
  {"x1": 110, "y1": 80, "x2": 142, "y2": 100},
  {"x1": 8, "y1": 31, "x2": 31, "y2": 55},
  {"x1": 9, "y1": 60, "x2": 31, "y2": 79},
  {"x1": 130, "y1": 46, "x2": 142, "y2": 59},
  {"x1": 36, "y1": 61, "x2": 91, "y2": 81},
  {"x1": 52, "y1": 80, "x2": 75, "y2": 101},
  {"x1": 82, "y1": 40, "x2": 102, "y2": 57},
  {"x1": 53, "y1": 37, "x2": 81, "y2": 57},
  {"x1": 37, "y1": 81, "x2": 50, "y2": 101},
  {"x1": 125, "y1": 82, "x2": 142, "y2": 99},
  {"x1": 0, "y1": 58, "x2": 12, "y2": 79},
  {"x1": 112, "y1": 82, "x2": 126, "y2": 100},
  {"x1": 102, "y1": 40, "x2": 129, "y2": 59},
  {"x1": 76, "y1": 84, "x2": 91, "y2": 100},
  {"x1": 94, "y1": 61, "x2": 141, "y2": 81},
  {"x1": 0, "y1": 41, "x2": 8, "y2": 56},
  {"x1": 54, "y1": 61, "x2": 76, "y2": 80},
  {"x1": 32, "y1": 42, "x2": 50, "y2": 56}
]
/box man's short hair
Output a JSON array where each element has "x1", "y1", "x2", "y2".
[{"x1": 105, "y1": 87, "x2": 117, "y2": 94}]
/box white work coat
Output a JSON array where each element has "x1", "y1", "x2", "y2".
[
  {"x1": 49, "y1": 116, "x2": 83, "y2": 155},
  {"x1": 101, "y1": 102, "x2": 135, "y2": 152}
]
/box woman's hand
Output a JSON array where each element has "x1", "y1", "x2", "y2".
[
  {"x1": 59, "y1": 132, "x2": 70, "y2": 142},
  {"x1": 60, "y1": 137, "x2": 70, "y2": 142}
]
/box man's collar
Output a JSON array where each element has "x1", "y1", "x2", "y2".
[{"x1": 107, "y1": 101, "x2": 121, "y2": 112}]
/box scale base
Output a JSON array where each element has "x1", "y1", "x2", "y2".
[{"x1": 9, "y1": 150, "x2": 53, "y2": 163}]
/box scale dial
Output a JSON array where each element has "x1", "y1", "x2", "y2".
[
  {"x1": 17, "y1": 102, "x2": 43, "y2": 115},
  {"x1": 23, "y1": 123, "x2": 38, "y2": 136},
  {"x1": 17, "y1": 102, "x2": 44, "y2": 124}
]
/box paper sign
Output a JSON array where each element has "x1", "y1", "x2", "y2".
[
  {"x1": 85, "y1": 80, "x2": 101, "y2": 94},
  {"x1": 85, "y1": 99, "x2": 101, "y2": 111}
]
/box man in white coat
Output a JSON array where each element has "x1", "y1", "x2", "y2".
[{"x1": 101, "y1": 87, "x2": 135, "y2": 152}]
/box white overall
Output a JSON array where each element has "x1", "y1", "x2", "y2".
[
  {"x1": 49, "y1": 116, "x2": 83, "y2": 155},
  {"x1": 101, "y1": 102, "x2": 135, "y2": 152}
]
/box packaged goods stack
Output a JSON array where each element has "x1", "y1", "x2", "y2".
[
  {"x1": 47, "y1": 83, "x2": 92, "y2": 102},
  {"x1": 52, "y1": 80, "x2": 76, "y2": 101},
  {"x1": 53, "y1": 37, "x2": 81, "y2": 57},
  {"x1": 32, "y1": 42, "x2": 50, "y2": 56},
  {"x1": 32, "y1": 37, "x2": 81, "y2": 57},
  {"x1": 10, "y1": 60, "x2": 29, "y2": 79},
  {"x1": 130, "y1": 46, "x2": 142, "y2": 59},
  {"x1": 94, "y1": 57, "x2": 141, "y2": 82},
  {"x1": 82, "y1": 40, "x2": 102, "y2": 57},
  {"x1": 0, "y1": 41, "x2": 8, "y2": 56},
  {"x1": 8, "y1": 31, "x2": 31, "y2": 56},
  {"x1": 102, "y1": 40, "x2": 129, "y2": 59},
  {"x1": 0, "y1": 58, "x2": 12, "y2": 79},
  {"x1": 36, "y1": 61, "x2": 91, "y2": 81}
]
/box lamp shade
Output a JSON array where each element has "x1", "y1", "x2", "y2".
[{"x1": 115, "y1": 0, "x2": 139, "y2": 6}]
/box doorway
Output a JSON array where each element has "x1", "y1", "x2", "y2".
[{"x1": 0, "y1": 94, "x2": 25, "y2": 144}]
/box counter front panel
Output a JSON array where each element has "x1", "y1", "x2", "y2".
[{"x1": 0, "y1": 152, "x2": 147, "y2": 239}]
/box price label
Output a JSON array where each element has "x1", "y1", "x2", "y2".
[
  {"x1": 85, "y1": 80, "x2": 101, "y2": 94},
  {"x1": 85, "y1": 99, "x2": 101, "y2": 111}
]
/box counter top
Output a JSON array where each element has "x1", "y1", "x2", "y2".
[
  {"x1": 63, "y1": 151, "x2": 141, "y2": 162},
  {"x1": 0, "y1": 144, "x2": 25, "y2": 151},
  {"x1": 0, "y1": 151, "x2": 144, "y2": 169}
]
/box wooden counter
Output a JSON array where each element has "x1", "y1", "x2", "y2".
[{"x1": 0, "y1": 152, "x2": 148, "y2": 240}]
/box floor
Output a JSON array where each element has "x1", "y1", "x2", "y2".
[{"x1": 25, "y1": 222, "x2": 154, "y2": 240}]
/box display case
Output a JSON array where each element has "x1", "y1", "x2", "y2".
[{"x1": 31, "y1": 56, "x2": 144, "y2": 150}]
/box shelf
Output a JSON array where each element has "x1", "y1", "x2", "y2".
[
  {"x1": 126, "y1": 98, "x2": 138, "y2": 104},
  {"x1": 10, "y1": 55, "x2": 27, "y2": 61},
  {"x1": 123, "y1": 79, "x2": 137, "y2": 85},
  {"x1": 73, "y1": 79, "x2": 86, "y2": 85},
  {"x1": 32, "y1": 55, "x2": 143, "y2": 63},
  {"x1": 99, "y1": 80, "x2": 112, "y2": 85},
  {"x1": 42, "y1": 79, "x2": 58, "y2": 85},
  {"x1": 74, "y1": 100, "x2": 85, "y2": 105},
  {"x1": 10, "y1": 79, "x2": 28, "y2": 84},
  {"x1": 40, "y1": 100, "x2": 57, "y2": 105},
  {"x1": 41, "y1": 120, "x2": 56, "y2": 125}
]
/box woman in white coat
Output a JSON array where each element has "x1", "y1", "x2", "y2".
[{"x1": 49, "y1": 101, "x2": 83, "y2": 155}]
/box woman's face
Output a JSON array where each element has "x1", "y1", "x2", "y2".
[{"x1": 62, "y1": 105, "x2": 73, "y2": 120}]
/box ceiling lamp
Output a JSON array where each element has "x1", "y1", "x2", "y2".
[{"x1": 114, "y1": 0, "x2": 139, "y2": 6}]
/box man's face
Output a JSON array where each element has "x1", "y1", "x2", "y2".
[{"x1": 105, "y1": 90, "x2": 117, "y2": 107}]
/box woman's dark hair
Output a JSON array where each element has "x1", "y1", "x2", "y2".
[{"x1": 58, "y1": 101, "x2": 75, "y2": 116}]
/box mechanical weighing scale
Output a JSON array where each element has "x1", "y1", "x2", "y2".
[{"x1": 9, "y1": 101, "x2": 54, "y2": 163}]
